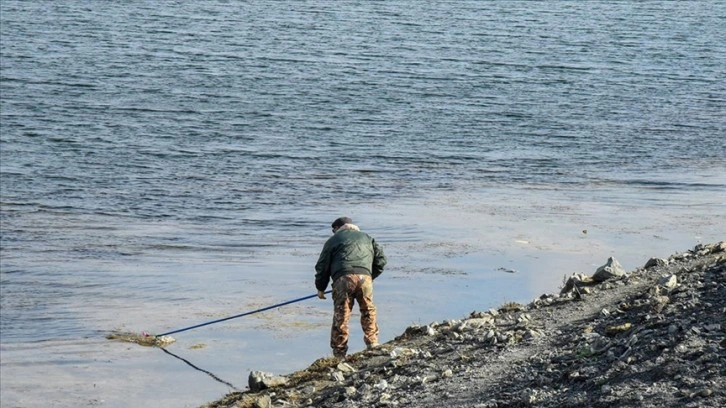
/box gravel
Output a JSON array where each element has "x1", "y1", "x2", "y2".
[{"x1": 204, "y1": 242, "x2": 725, "y2": 408}]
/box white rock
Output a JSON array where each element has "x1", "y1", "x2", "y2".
[
  {"x1": 337, "y1": 362, "x2": 357, "y2": 373},
  {"x1": 658, "y1": 274, "x2": 678, "y2": 288}
]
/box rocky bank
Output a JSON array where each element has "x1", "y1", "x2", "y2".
[{"x1": 204, "y1": 242, "x2": 725, "y2": 408}]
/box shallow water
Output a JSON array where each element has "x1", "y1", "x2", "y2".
[{"x1": 1, "y1": 1, "x2": 725, "y2": 407}]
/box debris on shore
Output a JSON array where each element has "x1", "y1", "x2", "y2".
[
  {"x1": 204, "y1": 242, "x2": 725, "y2": 408},
  {"x1": 106, "y1": 331, "x2": 176, "y2": 347}
]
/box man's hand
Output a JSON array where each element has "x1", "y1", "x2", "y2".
[{"x1": 317, "y1": 290, "x2": 327, "y2": 299}]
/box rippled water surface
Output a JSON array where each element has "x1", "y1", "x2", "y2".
[{"x1": 1, "y1": 1, "x2": 724, "y2": 407}]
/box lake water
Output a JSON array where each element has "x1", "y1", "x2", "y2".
[{"x1": 1, "y1": 1, "x2": 724, "y2": 407}]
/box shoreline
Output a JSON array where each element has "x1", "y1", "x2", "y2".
[{"x1": 203, "y1": 241, "x2": 725, "y2": 408}]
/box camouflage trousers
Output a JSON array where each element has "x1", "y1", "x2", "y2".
[{"x1": 330, "y1": 274, "x2": 378, "y2": 357}]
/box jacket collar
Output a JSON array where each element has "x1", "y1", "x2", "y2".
[{"x1": 336, "y1": 223, "x2": 360, "y2": 232}]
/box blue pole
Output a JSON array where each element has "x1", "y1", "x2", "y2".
[{"x1": 155, "y1": 290, "x2": 332, "y2": 337}]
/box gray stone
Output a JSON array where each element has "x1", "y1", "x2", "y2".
[
  {"x1": 252, "y1": 394, "x2": 271, "y2": 408},
  {"x1": 593, "y1": 257, "x2": 626, "y2": 282},
  {"x1": 525, "y1": 329, "x2": 543, "y2": 339},
  {"x1": 703, "y1": 323, "x2": 721, "y2": 332},
  {"x1": 248, "y1": 370, "x2": 288, "y2": 392},
  {"x1": 485, "y1": 328, "x2": 498, "y2": 340},
  {"x1": 466, "y1": 316, "x2": 494, "y2": 328},
  {"x1": 658, "y1": 274, "x2": 678, "y2": 289},
  {"x1": 645, "y1": 258, "x2": 668, "y2": 268}
]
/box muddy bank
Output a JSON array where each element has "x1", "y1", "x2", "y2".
[{"x1": 203, "y1": 242, "x2": 725, "y2": 408}]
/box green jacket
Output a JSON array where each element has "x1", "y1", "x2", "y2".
[{"x1": 315, "y1": 228, "x2": 387, "y2": 292}]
